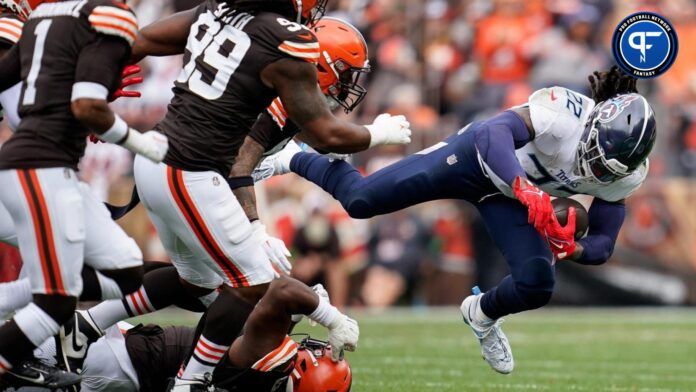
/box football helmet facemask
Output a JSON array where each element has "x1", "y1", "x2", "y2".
[{"x1": 290, "y1": 336, "x2": 352, "y2": 392}]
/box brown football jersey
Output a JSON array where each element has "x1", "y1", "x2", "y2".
[
  {"x1": 157, "y1": 0, "x2": 319, "y2": 175},
  {"x1": 0, "y1": 0, "x2": 136, "y2": 170}
]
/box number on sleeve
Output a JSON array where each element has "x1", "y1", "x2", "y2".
[
  {"x1": 177, "y1": 14, "x2": 251, "y2": 100},
  {"x1": 22, "y1": 19, "x2": 52, "y2": 106}
]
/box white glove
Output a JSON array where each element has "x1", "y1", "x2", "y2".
[
  {"x1": 325, "y1": 152, "x2": 351, "y2": 161},
  {"x1": 122, "y1": 130, "x2": 169, "y2": 163},
  {"x1": 251, "y1": 221, "x2": 292, "y2": 274},
  {"x1": 328, "y1": 315, "x2": 359, "y2": 361},
  {"x1": 364, "y1": 113, "x2": 411, "y2": 148}
]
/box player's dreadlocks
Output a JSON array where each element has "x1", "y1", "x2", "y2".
[
  {"x1": 588, "y1": 65, "x2": 638, "y2": 103},
  {"x1": 217, "y1": 0, "x2": 295, "y2": 20}
]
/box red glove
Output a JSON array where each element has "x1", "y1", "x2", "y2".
[
  {"x1": 110, "y1": 65, "x2": 143, "y2": 101},
  {"x1": 544, "y1": 207, "x2": 577, "y2": 260},
  {"x1": 512, "y1": 177, "x2": 554, "y2": 232}
]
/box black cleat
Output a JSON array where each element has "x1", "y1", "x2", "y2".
[
  {"x1": 57, "y1": 310, "x2": 103, "y2": 373},
  {"x1": 4, "y1": 359, "x2": 81, "y2": 389}
]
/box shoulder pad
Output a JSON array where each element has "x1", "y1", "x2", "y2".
[
  {"x1": 86, "y1": 0, "x2": 137, "y2": 46},
  {"x1": 529, "y1": 87, "x2": 594, "y2": 138},
  {"x1": 267, "y1": 98, "x2": 288, "y2": 128},
  {"x1": 0, "y1": 14, "x2": 23, "y2": 45},
  {"x1": 252, "y1": 13, "x2": 319, "y2": 64}
]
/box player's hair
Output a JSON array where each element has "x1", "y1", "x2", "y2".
[
  {"x1": 588, "y1": 66, "x2": 638, "y2": 103},
  {"x1": 217, "y1": 0, "x2": 295, "y2": 20}
]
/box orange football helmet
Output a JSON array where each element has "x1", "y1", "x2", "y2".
[
  {"x1": 0, "y1": 0, "x2": 46, "y2": 19},
  {"x1": 290, "y1": 337, "x2": 352, "y2": 392},
  {"x1": 313, "y1": 17, "x2": 370, "y2": 112}
]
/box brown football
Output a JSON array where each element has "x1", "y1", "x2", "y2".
[{"x1": 552, "y1": 198, "x2": 589, "y2": 240}]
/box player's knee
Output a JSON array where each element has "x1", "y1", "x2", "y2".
[
  {"x1": 101, "y1": 265, "x2": 144, "y2": 296},
  {"x1": 33, "y1": 294, "x2": 78, "y2": 325},
  {"x1": 515, "y1": 257, "x2": 555, "y2": 310},
  {"x1": 266, "y1": 276, "x2": 300, "y2": 307}
]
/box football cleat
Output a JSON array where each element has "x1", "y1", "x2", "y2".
[
  {"x1": 167, "y1": 373, "x2": 228, "y2": 392},
  {"x1": 5, "y1": 359, "x2": 81, "y2": 389},
  {"x1": 460, "y1": 287, "x2": 514, "y2": 374},
  {"x1": 251, "y1": 140, "x2": 303, "y2": 182},
  {"x1": 327, "y1": 315, "x2": 359, "y2": 362},
  {"x1": 57, "y1": 310, "x2": 103, "y2": 373}
]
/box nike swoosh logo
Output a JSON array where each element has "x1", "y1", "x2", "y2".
[
  {"x1": 12, "y1": 369, "x2": 45, "y2": 384},
  {"x1": 550, "y1": 90, "x2": 557, "y2": 101}
]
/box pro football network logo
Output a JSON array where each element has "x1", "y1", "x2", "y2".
[{"x1": 611, "y1": 12, "x2": 678, "y2": 78}]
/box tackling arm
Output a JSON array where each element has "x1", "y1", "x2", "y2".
[
  {"x1": 565, "y1": 198, "x2": 626, "y2": 265},
  {"x1": 229, "y1": 136, "x2": 266, "y2": 222},
  {"x1": 262, "y1": 58, "x2": 400, "y2": 153},
  {"x1": 130, "y1": 7, "x2": 197, "y2": 63}
]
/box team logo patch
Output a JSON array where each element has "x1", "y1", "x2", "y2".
[
  {"x1": 612, "y1": 12, "x2": 678, "y2": 78},
  {"x1": 597, "y1": 94, "x2": 641, "y2": 123}
]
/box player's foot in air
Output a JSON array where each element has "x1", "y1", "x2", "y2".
[
  {"x1": 460, "y1": 287, "x2": 514, "y2": 374},
  {"x1": 5, "y1": 359, "x2": 81, "y2": 389},
  {"x1": 327, "y1": 314, "x2": 360, "y2": 361},
  {"x1": 167, "y1": 373, "x2": 228, "y2": 392},
  {"x1": 252, "y1": 140, "x2": 303, "y2": 182},
  {"x1": 57, "y1": 310, "x2": 104, "y2": 373}
]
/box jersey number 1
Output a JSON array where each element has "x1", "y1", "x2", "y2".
[{"x1": 23, "y1": 19, "x2": 52, "y2": 106}]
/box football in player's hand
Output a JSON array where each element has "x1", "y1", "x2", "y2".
[{"x1": 552, "y1": 198, "x2": 589, "y2": 240}]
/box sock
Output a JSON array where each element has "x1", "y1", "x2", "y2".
[
  {"x1": 308, "y1": 296, "x2": 342, "y2": 329},
  {"x1": 87, "y1": 299, "x2": 132, "y2": 331},
  {"x1": 0, "y1": 278, "x2": 32, "y2": 317},
  {"x1": 14, "y1": 303, "x2": 60, "y2": 346},
  {"x1": 178, "y1": 335, "x2": 229, "y2": 383},
  {"x1": 0, "y1": 303, "x2": 61, "y2": 370},
  {"x1": 475, "y1": 296, "x2": 495, "y2": 326}
]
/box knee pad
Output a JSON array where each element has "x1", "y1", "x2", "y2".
[{"x1": 515, "y1": 257, "x2": 555, "y2": 310}]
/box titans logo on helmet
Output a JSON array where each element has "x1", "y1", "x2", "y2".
[
  {"x1": 611, "y1": 12, "x2": 678, "y2": 78},
  {"x1": 597, "y1": 95, "x2": 641, "y2": 123}
]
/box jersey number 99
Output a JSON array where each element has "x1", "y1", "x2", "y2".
[{"x1": 177, "y1": 13, "x2": 251, "y2": 100}]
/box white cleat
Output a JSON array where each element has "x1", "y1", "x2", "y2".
[
  {"x1": 460, "y1": 289, "x2": 514, "y2": 374},
  {"x1": 252, "y1": 140, "x2": 303, "y2": 182},
  {"x1": 327, "y1": 315, "x2": 359, "y2": 362}
]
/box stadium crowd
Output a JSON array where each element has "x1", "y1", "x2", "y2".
[{"x1": 1, "y1": 0, "x2": 695, "y2": 306}]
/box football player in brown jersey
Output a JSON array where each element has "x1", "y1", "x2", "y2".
[
  {"x1": 0, "y1": 0, "x2": 168, "y2": 387},
  {"x1": 68, "y1": 1, "x2": 412, "y2": 390}
]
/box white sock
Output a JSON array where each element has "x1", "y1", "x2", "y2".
[
  {"x1": 178, "y1": 335, "x2": 228, "y2": 383},
  {"x1": 309, "y1": 295, "x2": 342, "y2": 329},
  {"x1": 475, "y1": 297, "x2": 495, "y2": 326},
  {"x1": 14, "y1": 303, "x2": 60, "y2": 346},
  {"x1": 87, "y1": 300, "x2": 131, "y2": 331},
  {"x1": 0, "y1": 278, "x2": 32, "y2": 317},
  {"x1": 96, "y1": 272, "x2": 123, "y2": 300}
]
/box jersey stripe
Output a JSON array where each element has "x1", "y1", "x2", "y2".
[
  {"x1": 267, "y1": 98, "x2": 287, "y2": 128},
  {"x1": 88, "y1": 6, "x2": 137, "y2": 46},
  {"x1": 0, "y1": 18, "x2": 23, "y2": 44},
  {"x1": 278, "y1": 40, "x2": 320, "y2": 63}
]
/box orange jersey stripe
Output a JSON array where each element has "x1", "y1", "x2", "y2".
[
  {"x1": 90, "y1": 21, "x2": 136, "y2": 42},
  {"x1": 91, "y1": 10, "x2": 137, "y2": 29},
  {"x1": 29, "y1": 170, "x2": 65, "y2": 294},
  {"x1": 0, "y1": 27, "x2": 20, "y2": 42}
]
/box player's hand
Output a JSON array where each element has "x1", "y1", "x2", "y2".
[
  {"x1": 365, "y1": 113, "x2": 412, "y2": 147},
  {"x1": 251, "y1": 221, "x2": 292, "y2": 274},
  {"x1": 544, "y1": 207, "x2": 577, "y2": 259},
  {"x1": 328, "y1": 315, "x2": 359, "y2": 362},
  {"x1": 111, "y1": 65, "x2": 143, "y2": 101},
  {"x1": 123, "y1": 130, "x2": 168, "y2": 163},
  {"x1": 512, "y1": 176, "x2": 554, "y2": 232}
]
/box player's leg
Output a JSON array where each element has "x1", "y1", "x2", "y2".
[
  {"x1": 460, "y1": 195, "x2": 554, "y2": 374},
  {"x1": 0, "y1": 168, "x2": 83, "y2": 386}
]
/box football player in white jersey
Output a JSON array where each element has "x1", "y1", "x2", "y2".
[{"x1": 254, "y1": 67, "x2": 656, "y2": 374}]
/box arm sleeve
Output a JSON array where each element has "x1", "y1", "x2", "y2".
[
  {"x1": 573, "y1": 198, "x2": 626, "y2": 265},
  {"x1": 0, "y1": 44, "x2": 21, "y2": 92},
  {"x1": 474, "y1": 110, "x2": 532, "y2": 185},
  {"x1": 73, "y1": 36, "x2": 130, "y2": 100}
]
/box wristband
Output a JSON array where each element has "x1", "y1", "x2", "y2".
[
  {"x1": 100, "y1": 115, "x2": 130, "y2": 144},
  {"x1": 227, "y1": 176, "x2": 254, "y2": 190}
]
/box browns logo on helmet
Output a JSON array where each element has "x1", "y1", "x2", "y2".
[
  {"x1": 289, "y1": 337, "x2": 352, "y2": 392},
  {"x1": 313, "y1": 17, "x2": 370, "y2": 112}
]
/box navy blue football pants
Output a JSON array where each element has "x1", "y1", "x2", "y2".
[{"x1": 290, "y1": 127, "x2": 554, "y2": 319}]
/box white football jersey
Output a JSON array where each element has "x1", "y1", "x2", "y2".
[{"x1": 483, "y1": 87, "x2": 648, "y2": 202}]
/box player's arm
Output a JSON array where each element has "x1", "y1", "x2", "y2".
[
  {"x1": 229, "y1": 136, "x2": 266, "y2": 222},
  {"x1": 563, "y1": 198, "x2": 626, "y2": 265},
  {"x1": 261, "y1": 58, "x2": 409, "y2": 153},
  {"x1": 0, "y1": 44, "x2": 21, "y2": 92},
  {"x1": 130, "y1": 7, "x2": 197, "y2": 63},
  {"x1": 71, "y1": 36, "x2": 167, "y2": 162}
]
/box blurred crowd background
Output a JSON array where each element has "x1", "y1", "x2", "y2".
[{"x1": 1, "y1": 0, "x2": 696, "y2": 308}]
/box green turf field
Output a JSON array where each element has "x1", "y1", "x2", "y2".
[{"x1": 135, "y1": 307, "x2": 696, "y2": 392}]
